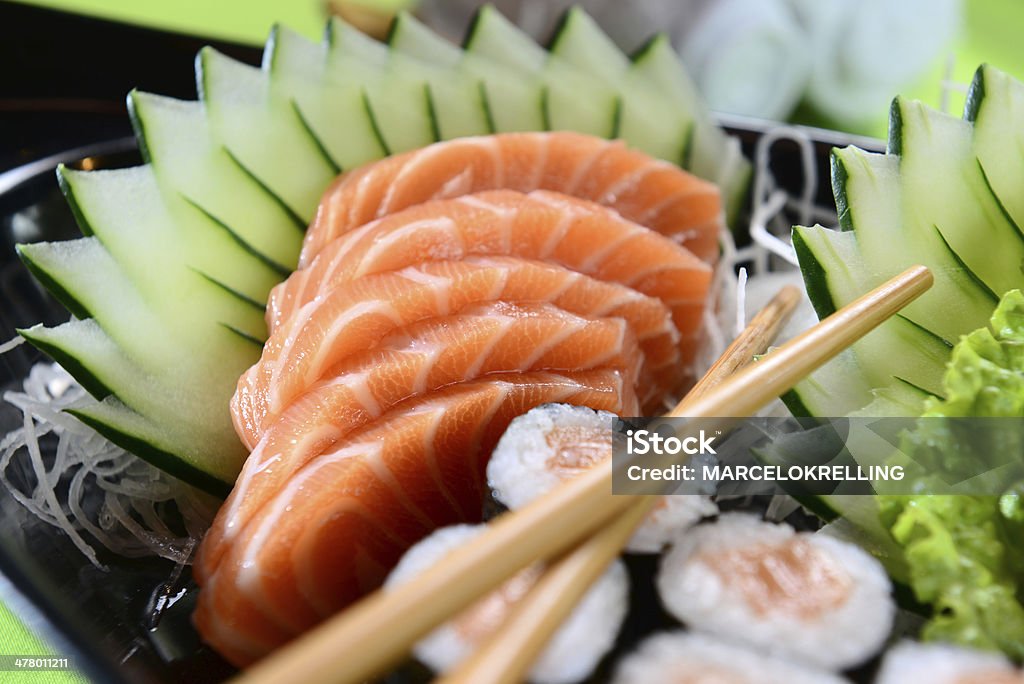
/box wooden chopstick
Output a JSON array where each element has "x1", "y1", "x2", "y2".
[
  {"x1": 437, "y1": 284, "x2": 802, "y2": 684},
  {"x1": 233, "y1": 265, "x2": 932, "y2": 684}
]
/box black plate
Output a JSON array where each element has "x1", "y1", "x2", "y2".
[
  {"x1": 0, "y1": 120, "x2": 886, "y2": 683},
  {"x1": 0, "y1": 7, "x2": 888, "y2": 682},
  {"x1": 0, "y1": 140, "x2": 236, "y2": 684}
]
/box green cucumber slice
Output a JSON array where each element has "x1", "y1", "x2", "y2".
[
  {"x1": 893, "y1": 97, "x2": 1024, "y2": 302},
  {"x1": 967, "y1": 64, "x2": 1024, "y2": 233},
  {"x1": 18, "y1": 239, "x2": 190, "y2": 366},
  {"x1": 387, "y1": 12, "x2": 544, "y2": 132},
  {"x1": 793, "y1": 224, "x2": 950, "y2": 398},
  {"x1": 464, "y1": 6, "x2": 620, "y2": 137},
  {"x1": 266, "y1": 25, "x2": 388, "y2": 169},
  {"x1": 783, "y1": 349, "x2": 875, "y2": 417},
  {"x1": 128, "y1": 90, "x2": 304, "y2": 267},
  {"x1": 548, "y1": 8, "x2": 690, "y2": 164},
  {"x1": 197, "y1": 47, "x2": 338, "y2": 219},
  {"x1": 327, "y1": 18, "x2": 495, "y2": 145},
  {"x1": 19, "y1": 318, "x2": 251, "y2": 493},
  {"x1": 831, "y1": 145, "x2": 996, "y2": 342},
  {"x1": 58, "y1": 165, "x2": 274, "y2": 330},
  {"x1": 630, "y1": 34, "x2": 750, "y2": 221},
  {"x1": 794, "y1": 70, "x2": 1024, "y2": 428},
  {"x1": 69, "y1": 396, "x2": 234, "y2": 497},
  {"x1": 324, "y1": 19, "x2": 438, "y2": 152}
]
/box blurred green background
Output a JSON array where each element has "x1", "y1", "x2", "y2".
[{"x1": 10, "y1": 0, "x2": 1024, "y2": 137}]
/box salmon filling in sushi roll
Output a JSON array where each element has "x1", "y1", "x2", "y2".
[
  {"x1": 487, "y1": 404, "x2": 716, "y2": 553},
  {"x1": 385, "y1": 524, "x2": 629, "y2": 684},
  {"x1": 612, "y1": 632, "x2": 849, "y2": 684},
  {"x1": 656, "y1": 513, "x2": 895, "y2": 670}
]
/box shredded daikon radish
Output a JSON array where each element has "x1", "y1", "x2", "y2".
[
  {"x1": 0, "y1": 354, "x2": 218, "y2": 570},
  {"x1": 0, "y1": 336, "x2": 25, "y2": 355},
  {"x1": 698, "y1": 125, "x2": 828, "y2": 396}
]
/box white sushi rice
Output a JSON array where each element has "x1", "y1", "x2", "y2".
[
  {"x1": 384, "y1": 524, "x2": 629, "y2": 684},
  {"x1": 611, "y1": 631, "x2": 850, "y2": 684},
  {"x1": 488, "y1": 404, "x2": 716, "y2": 553},
  {"x1": 875, "y1": 640, "x2": 1024, "y2": 684},
  {"x1": 656, "y1": 513, "x2": 894, "y2": 670}
]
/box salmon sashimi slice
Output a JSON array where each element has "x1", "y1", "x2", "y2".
[
  {"x1": 233, "y1": 257, "x2": 684, "y2": 451},
  {"x1": 299, "y1": 132, "x2": 722, "y2": 268},
  {"x1": 270, "y1": 189, "x2": 712, "y2": 340},
  {"x1": 193, "y1": 369, "x2": 636, "y2": 666},
  {"x1": 198, "y1": 301, "x2": 641, "y2": 577}
]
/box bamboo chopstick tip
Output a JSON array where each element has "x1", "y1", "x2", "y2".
[{"x1": 902, "y1": 265, "x2": 933, "y2": 288}]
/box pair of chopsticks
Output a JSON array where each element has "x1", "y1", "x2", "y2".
[
  {"x1": 235, "y1": 265, "x2": 933, "y2": 684},
  {"x1": 438, "y1": 283, "x2": 804, "y2": 684}
]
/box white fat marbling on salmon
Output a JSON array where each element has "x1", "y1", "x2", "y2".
[
  {"x1": 637, "y1": 182, "x2": 719, "y2": 225},
  {"x1": 379, "y1": 136, "x2": 502, "y2": 215},
  {"x1": 454, "y1": 193, "x2": 516, "y2": 216},
  {"x1": 562, "y1": 139, "x2": 616, "y2": 196},
  {"x1": 221, "y1": 415, "x2": 346, "y2": 542},
  {"x1": 461, "y1": 315, "x2": 516, "y2": 380},
  {"x1": 339, "y1": 368, "x2": 382, "y2": 417},
  {"x1": 346, "y1": 168, "x2": 380, "y2": 229},
  {"x1": 537, "y1": 198, "x2": 578, "y2": 259},
  {"x1": 517, "y1": 313, "x2": 583, "y2": 370},
  {"x1": 291, "y1": 299, "x2": 404, "y2": 411},
  {"x1": 597, "y1": 163, "x2": 662, "y2": 206},
  {"x1": 432, "y1": 167, "x2": 475, "y2": 200},
  {"x1": 397, "y1": 266, "x2": 455, "y2": 316},
  {"x1": 355, "y1": 217, "x2": 463, "y2": 278}
]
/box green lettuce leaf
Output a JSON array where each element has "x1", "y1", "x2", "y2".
[{"x1": 880, "y1": 289, "x2": 1024, "y2": 658}]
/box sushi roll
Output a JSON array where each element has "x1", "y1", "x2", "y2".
[
  {"x1": 487, "y1": 404, "x2": 717, "y2": 553},
  {"x1": 656, "y1": 513, "x2": 894, "y2": 670},
  {"x1": 612, "y1": 631, "x2": 850, "y2": 684},
  {"x1": 875, "y1": 641, "x2": 1024, "y2": 684},
  {"x1": 384, "y1": 524, "x2": 629, "y2": 684}
]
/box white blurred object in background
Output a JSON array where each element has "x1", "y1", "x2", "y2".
[
  {"x1": 677, "y1": 0, "x2": 810, "y2": 121},
  {"x1": 790, "y1": 0, "x2": 961, "y2": 128},
  {"x1": 415, "y1": 0, "x2": 960, "y2": 126}
]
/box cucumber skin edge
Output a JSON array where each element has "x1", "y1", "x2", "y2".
[
  {"x1": 791, "y1": 226, "x2": 839, "y2": 320},
  {"x1": 126, "y1": 90, "x2": 153, "y2": 165},
  {"x1": 66, "y1": 407, "x2": 231, "y2": 498},
  {"x1": 780, "y1": 388, "x2": 814, "y2": 419},
  {"x1": 55, "y1": 166, "x2": 94, "y2": 238},
  {"x1": 830, "y1": 149, "x2": 854, "y2": 233},
  {"x1": 15, "y1": 245, "x2": 92, "y2": 321},
  {"x1": 964, "y1": 64, "x2": 987, "y2": 123},
  {"x1": 16, "y1": 326, "x2": 113, "y2": 401},
  {"x1": 887, "y1": 97, "x2": 904, "y2": 157}
]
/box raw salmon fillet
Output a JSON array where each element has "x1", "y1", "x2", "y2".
[
  {"x1": 195, "y1": 130, "x2": 725, "y2": 668},
  {"x1": 270, "y1": 189, "x2": 711, "y2": 338},
  {"x1": 199, "y1": 301, "x2": 641, "y2": 575},
  {"x1": 194, "y1": 370, "x2": 637, "y2": 666},
  {"x1": 299, "y1": 132, "x2": 722, "y2": 267},
  {"x1": 234, "y1": 257, "x2": 689, "y2": 450}
]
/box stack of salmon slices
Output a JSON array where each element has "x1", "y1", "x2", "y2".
[{"x1": 192, "y1": 131, "x2": 722, "y2": 665}]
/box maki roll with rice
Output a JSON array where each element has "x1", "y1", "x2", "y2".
[
  {"x1": 487, "y1": 404, "x2": 716, "y2": 552},
  {"x1": 875, "y1": 641, "x2": 1024, "y2": 684},
  {"x1": 656, "y1": 513, "x2": 894, "y2": 670},
  {"x1": 612, "y1": 631, "x2": 850, "y2": 684},
  {"x1": 384, "y1": 524, "x2": 629, "y2": 684}
]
